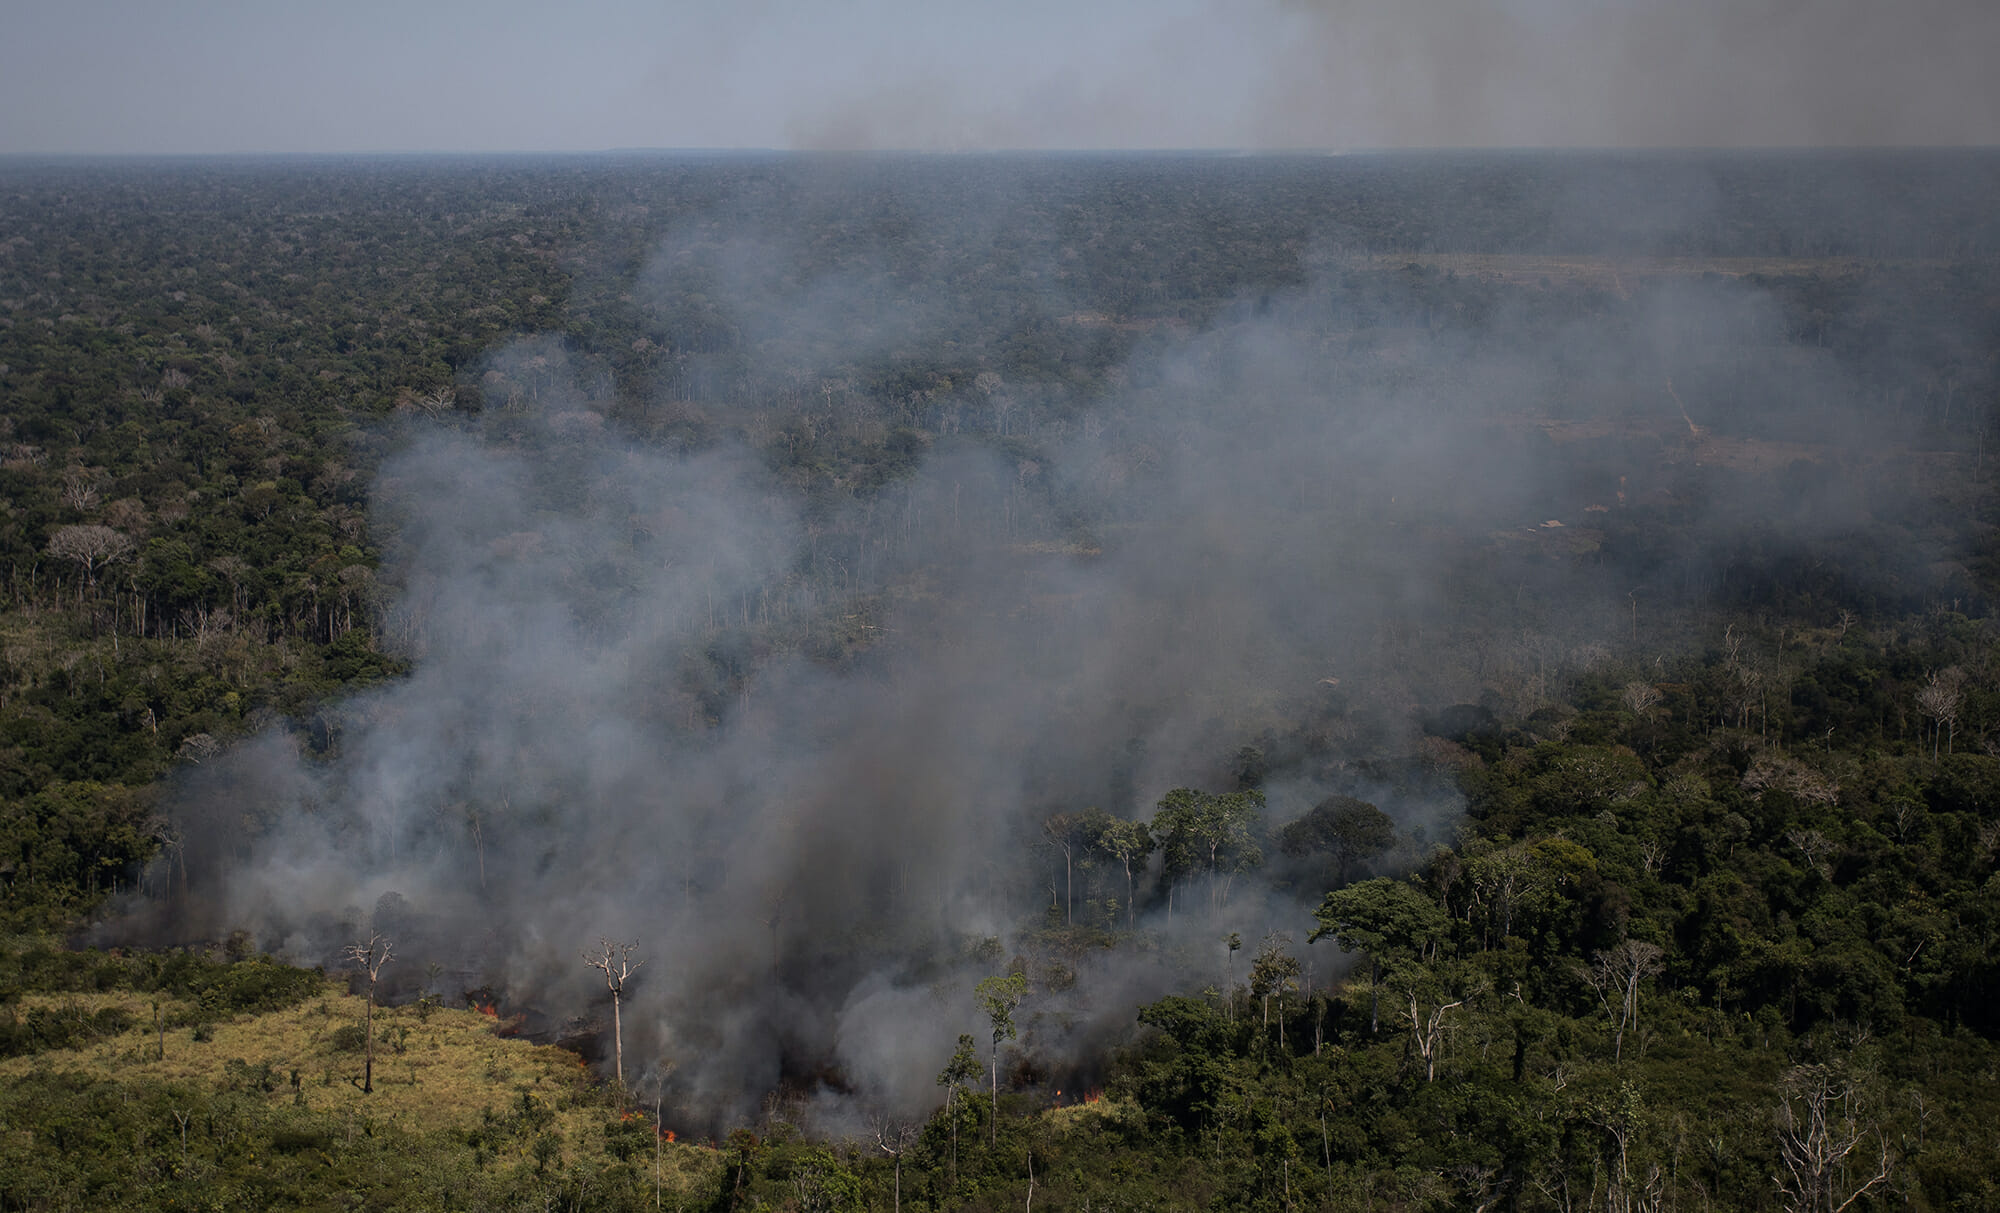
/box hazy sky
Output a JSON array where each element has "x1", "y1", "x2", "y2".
[{"x1": 4, "y1": 0, "x2": 1998, "y2": 153}]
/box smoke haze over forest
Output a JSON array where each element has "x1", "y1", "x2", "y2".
[
  {"x1": 5, "y1": 0, "x2": 2000, "y2": 1194},
  {"x1": 105, "y1": 148, "x2": 1997, "y2": 1127},
  {"x1": 4, "y1": 0, "x2": 1998, "y2": 154},
  {"x1": 2, "y1": 139, "x2": 1997, "y2": 1200}
]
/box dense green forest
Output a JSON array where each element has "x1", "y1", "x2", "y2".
[{"x1": 3, "y1": 152, "x2": 2000, "y2": 1210}]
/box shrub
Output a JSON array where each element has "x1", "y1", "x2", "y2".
[
  {"x1": 270, "y1": 1127, "x2": 333, "y2": 1154},
  {"x1": 223, "y1": 1058, "x2": 281, "y2": 1092},
  {"x1": 328, "y1": 1024, "x2": 368, "y2": 1052}
]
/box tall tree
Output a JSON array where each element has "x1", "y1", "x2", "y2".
[
  {"x1": 975, "y1": 972, "x2": 1027, "y2": 1146},
  {"x1": 1042, "y1": 809, "x2": 1109, "y2": 927},
  {"x1": 1310, "y1": 878, "x2": 1451, "y2": 1035},
  {"x1": 1579, "y1": 939, "x2": 1665, "y2": 1061},
  {"x1": 584, "y1": 938, "x2": 644, "y2": 1101},
  {"x1": 1250, "y1": 932, "x2": 1302, "y2": 1051},
  {"x1": 340, "y1": 933, "x2": 394, "y2": 1094},
  {"x1": 1095, "y1": 815, "x2": 1154, "y2": 929},
  {"x1": 1915, "y1": 668, "x2": 1965, "y2": 758},
  {"x1": 1280, "y1": 795, "x2": 1396, "y2": 888},
  {"x1": 1152, "y1": 787, "x2": 1265, "y2": 913},
  {"x1": 873, "y1": 1115, "x2": 919, "y2": 1213},
  {"x1": 936, "y1": 1033, "x2": 981, "y2": 1187}
]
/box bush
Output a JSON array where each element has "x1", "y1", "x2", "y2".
[
  {"x1": 604, "y1": 1117, "x2": 653, "y2": 1162},
  {"x1": 0, "y1": 999, "x2": 140, "y2": 1057},
  {"x1": 199, "y1": 959, "x2": 325, "y2": 1016},
  {"x1": 328, "y1": 1024, "x2": 368, "y2": 1052},
  {"x1": 270, "y1": 1126, "x2": 333, "y2": 1154}
]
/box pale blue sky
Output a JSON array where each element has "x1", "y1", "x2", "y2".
[{"x1": 4, "y1": 0, "x2": 1997, "y2": 154}]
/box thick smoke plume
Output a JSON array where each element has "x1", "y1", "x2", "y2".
[{"x1": 135, "y1": 164, "x2": 1965, "y2": 1127}]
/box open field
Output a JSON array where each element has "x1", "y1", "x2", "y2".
[{"x1": 0, "y1": 979, "x2": 724, "y2": 1182}]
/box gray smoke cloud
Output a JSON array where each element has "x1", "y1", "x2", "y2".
[
  {"x1": 134, "y1": 156, "x2": 1980, "y2": 1128},
  {"x1": 6, "y1": 0, "x2": 1996, "y2": 153},
  {"x1": 701, "y1": 0, "x2": 2000, "y2": 150}
]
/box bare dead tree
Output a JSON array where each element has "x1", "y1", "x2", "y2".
[
  {"x1": 173, "y1": 733, "x2": 221, "y2": 765},
  {"x1": 1404, "y1": 991, "x2": 1467, "y2": 1083},
  {"x1": 340, "y1": 933, "x2": 394, "y2": 1094},
  {"x1": 1613, "y1": 941, "x2": 1664, "y2": 1055},
  {"x1": 873, "y1": 1115, "x2": 920, "y2": 1213},
  {"x1": 1744, "y1": 757, "x2": 1842, "y2": 810},
  {"x1": 1774, "y1": 1064, "x2": 1892, "y2": 1213},
  {"x1": 1914, "y1": 668, "x2": 1965, "y2": 759},
  {"x1": 584, "y1": 938, "x2": 644, "y2": 1099},
  {"x1": 60, "y1": 466, "x2": 104, "y2": 513},
  {"x1": 1451, "y1": 1162, "x2": 1506, "y2": 1213},
  {"x1": 1636, "y1": 837, "x2": 1666, "y2": 876},
  {"x1": 1622, "y1": 681, "x2": 1663, "y2": 716},
  {"x1": 48, "y1": 524, "x2": 133, "y2": 593},
  {"x1": 1581, "y1": 940, "x2": 1665, "y2": 1061},
  {"x1": 1785, "y1": 828, "x2": 1835, "y2": 880}
]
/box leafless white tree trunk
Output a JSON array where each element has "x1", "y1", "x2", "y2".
[
  {"x1": 584, "y1": 938, "x2": 644, "y2": 1101},
  {"x1": 1581, "y1": 940, "x2": 1666, "y2": 1061},
  {"x1": 874, "y1": 1116, "x2": 919, "y2": 1213},
  {"x1": 1774, "y1": 1065, "x2": 1892, "y2": 1213},
  {"x1": 1405, "y1": 992, "x2": 1465, "y2": 1082},
  {"x1": 1915, "y1": 668, "x2": 1965, "y2": 758},
  {"x1": 340, "y1": 933, "x2": 394, "y2": 1094}
]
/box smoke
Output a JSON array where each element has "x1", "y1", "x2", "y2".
[
  {"x1": 9, "y1": 0, "x2": 1998, "y2": 154},
  {"x1": 696, "y1": 0, "x2": 2000, "y2": 151},
  {"x1": 127, "y1": 152, "x2": 1990, "y2": 1128}
]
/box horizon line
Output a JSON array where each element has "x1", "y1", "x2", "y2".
[{"x1": 5, "y1": 144, "x2": 2000, "y2": 162}]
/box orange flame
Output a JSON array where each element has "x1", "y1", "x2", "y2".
[
  {"x1": 1083, "y1": 1089, "x2": 1102, "y2": 1104},
  {"x1": 476, "y1": 1002, "x2": 498, "y2": 1019},
  {"x1": 665, "y1": 1130, "x2": 677, "y2": 1143}
]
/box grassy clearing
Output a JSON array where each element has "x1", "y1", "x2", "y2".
[
  {"x1": 2, "y1": 980, "x2": 625, "y2": 1158},
  {"x1": 0, "y1": 976, "x2": 734, "y2": 1210},
  {"x1": 1043, "y1": 1095, "x2": 1140, "y2": 1130}
]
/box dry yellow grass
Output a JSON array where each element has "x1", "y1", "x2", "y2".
[
  {"x1": 1044, "y1": 1095, "x2": 1140, "y2": 1130},
  {"x1": 0, "y1": 980, "x2": 702, "y2": 1174},
  {"x1": 2, "y1": 980, "x2": 733, "y2": 1200}
]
